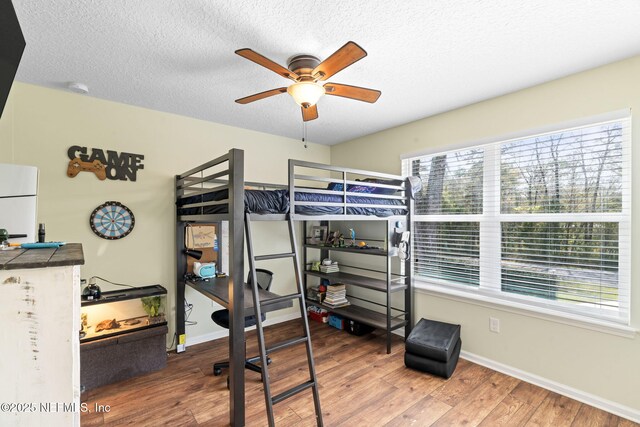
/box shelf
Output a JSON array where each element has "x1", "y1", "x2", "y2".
[
  {"x1": 306, "y1": 299, "x2": 406, "y2": 331},
  {"x1": 81, "y1": 284, "x2": 167, "y2": 307},
  {"x1": 304, "y1": 270, "x2": 406, "y2": 293},
  {"x1": 304, "y1": 244, "x2": 388, "y2": 257}
]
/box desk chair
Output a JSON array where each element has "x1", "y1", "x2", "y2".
[{"x1": 212, "y1": 268, "x2": 273, "y2": 377}]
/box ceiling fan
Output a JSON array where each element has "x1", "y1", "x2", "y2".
[{"x1": 234, "y1": 41, "x2": 381, "y2": 122}]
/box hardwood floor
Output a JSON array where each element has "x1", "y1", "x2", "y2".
[{"x1": 81, "y1": 320, "x2": 637, "y2": 426}]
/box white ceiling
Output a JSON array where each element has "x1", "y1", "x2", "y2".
[{"x1": 12, "y1": 0, "x2": 640, "y2": 145}]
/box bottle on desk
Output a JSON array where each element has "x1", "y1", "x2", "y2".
[{"x1": 38, "y1": 223, "x2": 45, "y2": 243}]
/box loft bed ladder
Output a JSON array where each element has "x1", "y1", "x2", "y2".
[{"x1": 245, "y1": 212, "x2": 323, "y2": 427}]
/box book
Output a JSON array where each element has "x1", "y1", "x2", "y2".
[
  {"x1": 323, "y1": 300, "x2": 351, "y2": 308},
  {"x1": 325, "y1": 292, "x2": 346, "y2": 300}
]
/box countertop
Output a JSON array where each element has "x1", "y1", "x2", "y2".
[{"x1": 0, "y1": 243, "x2": 84, "y2": 270}]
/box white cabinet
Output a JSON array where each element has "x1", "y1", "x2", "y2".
[{"x1": 0, "y1": 244, "x2": 83, "y2": 427}]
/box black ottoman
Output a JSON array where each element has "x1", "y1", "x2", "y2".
[{"x1": 404, "y1": 318, "x2": 461, "y2": 379}]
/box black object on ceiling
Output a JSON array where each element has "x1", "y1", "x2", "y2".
[{"x1": 0, "y1": 0, "x2": 26, "y2": 119}]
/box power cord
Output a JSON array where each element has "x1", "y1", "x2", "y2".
[
  {"x1": 166, "y1": 333, "x2": 177, "y2": 351},
  {"x1": 185, "y1": 297, "x2": 197, "y2": 326},
  {"x1": 89, "y1": 276, "x2": 136, "y2": 288},
  {"x1": 166, "y1": 298, "x2": 197, "y2": 351}
]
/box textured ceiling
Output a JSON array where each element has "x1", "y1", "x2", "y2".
[{"x1": 12, "y1": 0, "x2": 640, "y2": 145}]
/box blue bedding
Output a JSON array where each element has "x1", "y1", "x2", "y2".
[
  {"x1": 178, "y1": 189, "x2": 289, "y2": 215},
  {"x1": 177, "y1": 189, "x2": 406, "y2": 217},
  {"x1": 294, "y1": 192, "x2": 406, "y2": 217}
]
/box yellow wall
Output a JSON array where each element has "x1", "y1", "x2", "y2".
[
  {"x1": 331, "y1": 56, "x2": 640, "y2": 414},
  {"x1": 0, "y1": 82, "x2": 330, "y2": 345}
]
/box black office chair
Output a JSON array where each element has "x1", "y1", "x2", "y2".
[{"x1": 212, "y1": 268, "x2": 273, "y2": 377}]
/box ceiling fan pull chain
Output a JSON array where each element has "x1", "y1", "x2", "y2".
[{"x1": 302, "y1": 121, "x2": 308, "y2": 148}]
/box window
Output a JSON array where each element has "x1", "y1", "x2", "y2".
[{"x1": 403, "y1": 112, "x2": 631, "y2": 324}]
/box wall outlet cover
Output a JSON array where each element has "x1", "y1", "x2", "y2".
[{"x1": 490, "y1": 317, "x2": 500, "y2": 333}]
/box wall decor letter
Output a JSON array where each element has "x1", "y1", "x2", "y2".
[{"x1": 67, "y1": 147, "x2": 145, "y2": 182}]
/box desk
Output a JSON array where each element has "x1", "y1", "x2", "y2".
[{"x1": 186, "y1": 276, "x2": 293, "y2": 315}]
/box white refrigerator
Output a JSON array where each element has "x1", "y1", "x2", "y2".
[{"x1": 0, "y1": 163, "x2": 38, "y2": 243}]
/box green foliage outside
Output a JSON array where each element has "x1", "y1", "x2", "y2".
[{"x1": 411, "y1": 123, "x2": 623, "y2": 308}]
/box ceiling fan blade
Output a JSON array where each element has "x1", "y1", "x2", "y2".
[
  {"x1": 235, "y1": 49, "x2": 299, "y2": 81},
  {"x1": 235, "y1": 87, "x2": 287, "y2": 104},
  {"x1": 324, "y1": 83, "x2": 381, "y2": 103},
  {"x1": 302, "y1": 104, "x2": 318, "y2": 122},
  {"x1": 312, "y1": 41, "x2": 367, "y2": 81}
]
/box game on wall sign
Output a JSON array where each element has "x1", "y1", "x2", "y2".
[{"x1": 67, "y1": 146, "x2": 144, "y2": 181}]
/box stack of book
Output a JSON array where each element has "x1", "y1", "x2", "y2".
[
  {"x1": 323, "y1": 284, "x2": 350, "y2": 308},
  {"x1": 319, "y1": 262, "x2": 339, "y2": 273}
]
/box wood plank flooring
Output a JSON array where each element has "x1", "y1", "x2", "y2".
[{"x1": 81, "y1": 319, "x2": 637, "y2": 426}]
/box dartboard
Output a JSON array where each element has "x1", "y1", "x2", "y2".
[{"x1": 90, "y1": 201, "x2": 135, "y2": 240}]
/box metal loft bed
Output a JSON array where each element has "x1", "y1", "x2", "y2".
[{"x1": 175, "y1": 148, "x2": 412, "y2": 426}]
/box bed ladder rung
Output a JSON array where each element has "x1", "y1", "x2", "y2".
[
  {"x1": 261, "y1": 293, "x2": 302, "y2": 306},
  {"x1": 267, "y1": 336, "x2": 308, "y2": 354},
  {"x1": 272, "y1": 380, "x2": 316, "y2": 404},
  {"x1": 255, "y1": 252, "x2": 295, "y2": 261}
]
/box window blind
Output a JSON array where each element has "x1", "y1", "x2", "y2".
[
  {"x1": 413, "y1": 222, "x2": 480, "y2": 287},
  {"x1": 404, "y1": 114, "x2": 631, "y2": 324},
  {"x1": 411, "y1": 148, "x2": 484, "y2": 215}
]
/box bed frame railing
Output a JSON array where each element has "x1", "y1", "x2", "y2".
[
  {"x1": 176, "y1": 150, "x2": 290, "y2": 222},
  {"x1": 289, "y1": 159, "x2": 409, "y2": 219},
  {"x1": 176, "y1": 150, "x2": 239, "y2": 222}
]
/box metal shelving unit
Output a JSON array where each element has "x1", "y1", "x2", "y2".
[{"x1": 303, "y1": 220, "x2": 412, "y2": 354}]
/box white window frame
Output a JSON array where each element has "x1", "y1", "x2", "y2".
[{"x1": 402, "y1": 110, "x2": 632, "y2": 334}]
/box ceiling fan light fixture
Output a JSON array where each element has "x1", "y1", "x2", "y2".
[
  {"x1": 235, "y1": 42, "x2": 379, "y2": 121},
  {"x1": 287, "y1": 82, "x2": 325, "y2": 107}
]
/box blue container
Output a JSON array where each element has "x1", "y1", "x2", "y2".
[{"x1": 328, "y1": 314, "x2": 344, "y2": 330}]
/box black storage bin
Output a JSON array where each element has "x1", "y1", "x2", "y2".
[
  {"x1": 404, "y1": 317, "x2": 462, "y2": 379},
  {"x1": 405, "y1": 318, "x2": 460, "y2": 362},
  {"x1": 345, "y1": 319, "x2": 374, "y2": 336},
  {"x1": 405, "y1": 338, "x2": 461, "y2": 379}
]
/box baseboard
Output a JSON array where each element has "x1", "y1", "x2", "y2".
[
  {"x1": 185, "y1": 312, "x2": 301, "y2": 347},
  {"x1": 184, "y1": 330, "x2": 228, "y2": 347},
  {"x1": 460, "y1": 350, "x2": 640, "y2": 423}
]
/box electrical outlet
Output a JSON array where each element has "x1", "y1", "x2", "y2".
[{"x1": 489, "y1": 317, "x2": 500, "y2": 333}]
